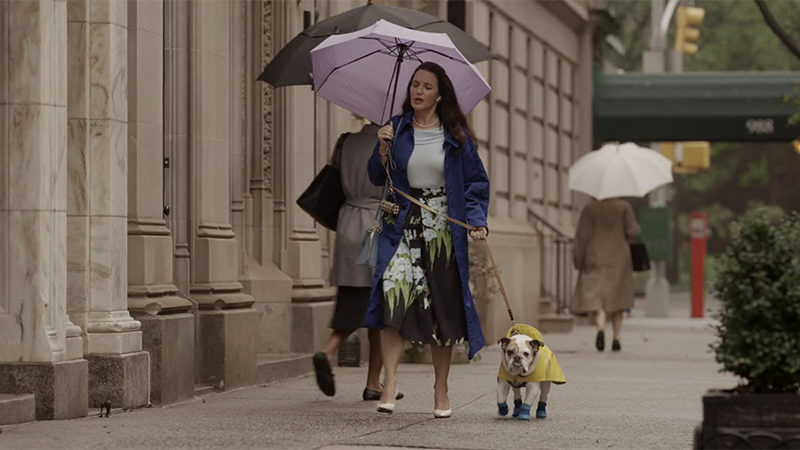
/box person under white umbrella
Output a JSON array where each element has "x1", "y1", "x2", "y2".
[
  {"x1": 568, "y1": 142, "x2": 672, "y2": 353},
  {"x1": 568, "y1": 142, "x2": 673, "y2": 201}
]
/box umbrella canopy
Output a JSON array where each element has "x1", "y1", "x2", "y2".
[
  {"x1": 568, "y1": 142, "x2": 674, "y2": 201},
  {"x1": 258, "y1": 2, "x2": 491, "y2": 88},
  {"x1": 310, "y1": 20, "x2": 491, "y2": 125}
]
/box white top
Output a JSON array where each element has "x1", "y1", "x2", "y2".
[{"x1": 407, "y1": 127, "x2": 446, "y2": 189}]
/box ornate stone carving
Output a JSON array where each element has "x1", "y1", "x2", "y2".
[{"x1": 261, "y1": 0, "x2": 273, "y2": 194}]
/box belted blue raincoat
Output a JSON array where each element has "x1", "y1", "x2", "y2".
[{"x1": 363, "y1": 111, "x2": 490, "y2": 360}]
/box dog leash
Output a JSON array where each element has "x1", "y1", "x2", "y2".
[{"x1": 381, "y1": 159, "x2": 517, "y2": 329}]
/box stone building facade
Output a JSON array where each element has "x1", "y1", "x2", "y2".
[{"x1": 0, "y1": 0, "x2": 605, "y2": 420}]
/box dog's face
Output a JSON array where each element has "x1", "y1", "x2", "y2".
[{"x1": 499, "y1": 335, "x2": 542, "y2": 376}]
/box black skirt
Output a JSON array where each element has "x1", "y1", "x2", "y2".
[
  {"x1": 381, "y1": 187, "x2": 467, "y2": 347},
  {"x1": 330, "y1": 286, "x2": 371, "y2": 333}
]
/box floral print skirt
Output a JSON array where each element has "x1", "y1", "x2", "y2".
[{"x1": 382, "y1": 187, "x2": 467, "y2": 347}]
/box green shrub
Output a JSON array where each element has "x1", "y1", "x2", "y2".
[{"x1": 711, "y1": 209, "x2": 800, "y2": 393}]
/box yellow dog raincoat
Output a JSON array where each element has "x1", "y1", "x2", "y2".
[{"x1": 497, "y1": 324, "x2": 566, "y2": 385}]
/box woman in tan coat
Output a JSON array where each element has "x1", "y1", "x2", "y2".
[{"x1": 572, "y1": 198, "x2": 640, "y2": 352}]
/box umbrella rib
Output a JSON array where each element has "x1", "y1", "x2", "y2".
[
  {"x1": 358, "y1": 36, "x2": 416, "y2": 57},
  {"x1": 407, "y1": 48, "x2": 469, "y2": 65},
  {"x1": 316, "y1": 48, "x2": 388, "y2": 92}
]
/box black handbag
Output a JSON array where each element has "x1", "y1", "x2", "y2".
[
  {"x1": 630, "y1": 242, "x2": 651, "y2": 272},
  {"x1": 296, "y1": 132, "x2": 350, "y2": 231}
]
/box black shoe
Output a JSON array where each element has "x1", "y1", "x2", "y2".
[
  {"x1": 596, "y1": 331, "x2": 605, "y2": 352},
  {"x1": 363, "y1": 387, "x2": 404, "y2": 401},
  {"x1": 313, "y1": 352, "x2": 335, "y2": 397},
  {"x1": 612, "y1": 339, "x2": 621, "y2": 352}
]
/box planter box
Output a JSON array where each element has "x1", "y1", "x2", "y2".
[{"x1": 694, "y1": 389, "x2": 800, "y2": 449}]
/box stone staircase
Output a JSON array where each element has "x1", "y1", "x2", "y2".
[
  {"x1": 538, "y1": 295, "x2": 575, "y2": 334},
  {"x1": 0, "y1": 394, "x2": 36, "y2": 426},
  {"x1": 191, "y1": 353, "x2": 313, "y2": 398},
  {"x1": 257, "y1": 353, "x2": 313, "y2": 385}
]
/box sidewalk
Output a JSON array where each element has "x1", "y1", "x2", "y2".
[{"x1": 0, "y1": 295, "x2": 733, "y2": 450}]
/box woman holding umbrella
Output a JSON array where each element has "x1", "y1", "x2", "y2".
[{"x1": 364, "y1": 62, "x2": 490, "y2": 418}]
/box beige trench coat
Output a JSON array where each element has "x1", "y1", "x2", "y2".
[
  {"x1": 328, "y1": 123, "x2": 383, "y2": 287},
  {"x1": 571, "y1": 198, "x2": 640, "y2": 314}
]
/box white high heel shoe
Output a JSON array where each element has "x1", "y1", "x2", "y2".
[
  {"x1": 377, "y1": 403, "x2": 395, "y2": 414},
  {"x1": 378, "y1": 383, "x2": 397, "y2": 414},
  {"x1": 433, "y1": 409, "x2": 452, "y2": 418}
]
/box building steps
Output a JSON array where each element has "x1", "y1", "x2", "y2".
[
  {"x1": 539, "y1": 296, "x2": 556, "y2": 316},
  {"x1": 257, "y1": 353, "x2": 313, "y2": 385},
  {"x1": 0, "y1": 394, "x2": 36, "y2": 426},
  {"x1": 538, "y1": 314, "x2": 575, "y2": 334}
]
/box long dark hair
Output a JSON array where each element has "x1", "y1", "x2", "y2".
[{"x1": 401, "y1": 61, "x2": 475, "y2": 149}]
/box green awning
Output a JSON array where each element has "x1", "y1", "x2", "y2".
[{"x1": 594, "y1": 72, "x2": 800, "y2": 142}]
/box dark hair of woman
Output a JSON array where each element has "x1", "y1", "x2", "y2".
[{"x1": 401, "y1": 61, "x2": 476, "y2": 150}]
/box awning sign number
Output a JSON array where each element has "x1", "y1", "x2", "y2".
[{"x1": 746, "y1": 118, "x2": 774, "y2": 135}]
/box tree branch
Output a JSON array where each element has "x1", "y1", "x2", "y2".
[{"x1": 754, "y1": 0, "x2": 800, "y2": 60}]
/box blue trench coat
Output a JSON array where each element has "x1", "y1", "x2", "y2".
[{"x1": 363, "y1": 111, "x2": 490, "y2": 360}]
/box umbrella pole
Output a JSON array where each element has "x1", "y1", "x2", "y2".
[
  {"x1": 374, "y1": 45, "x2": 408, "y2": 226},
  {"x1": 386, "y1": 43, "x2": 407, "y2": 158}
]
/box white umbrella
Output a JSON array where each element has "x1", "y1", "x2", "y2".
[
  {"x1": 310, "y1": 19, "x2": 491, "y2": 125},
  {"x1": 568, "y1": 142, "x2": 674, "y2": 200}
]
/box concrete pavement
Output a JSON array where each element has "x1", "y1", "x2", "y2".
[{"x1": 0, "y1": 294, "x2": 734, "y2": 450}]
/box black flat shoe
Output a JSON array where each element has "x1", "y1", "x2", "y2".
[
  {"x1": 363, "y1": 387, "x2": 404, "y2": 401},
  {"x1": 313, "y1": 352, "x2": 335, "y2": 397},
  {"x1": 612, "y1": 339, "x2": 621, "y2": 352},
  {"x1": 596, "y1": 330, "x2": 605, "y2": 352}
]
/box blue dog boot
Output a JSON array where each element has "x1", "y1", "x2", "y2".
[
  {"x1": 536, "y1": 401, "x2": 547, "y2": 419},
  {"x1": 517, "y1": 403, "x2": 532, "y2": 421},
  {"x1": 498, "y1": 402, "x2": 509, "y2": 417},
  {"x1": 512, "y1": 399, "x2": 523, "y2": 418}
]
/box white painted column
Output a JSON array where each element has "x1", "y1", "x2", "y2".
[{"x1": 0, "y1": 0, "x2": 88, "y2": 421}]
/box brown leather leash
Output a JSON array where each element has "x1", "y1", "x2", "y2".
[{"x1": 383, "y1": 165, "x2": 516, "y2": 327}]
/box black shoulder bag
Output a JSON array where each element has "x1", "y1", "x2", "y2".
[
  {"x1": 296, "y1": 132, "x2": 350, "y2": 231},
  {"x1": 630, "y1": 242, "x2": 651, "y2": 272}
]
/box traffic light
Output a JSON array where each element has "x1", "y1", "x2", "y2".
[
  {"x1": 674, "y1": 6, "x2": 705, "y2": 55},
  {"x1": 793, "y1": 140, "x2": 800, "y2": 154},
  {"x1": 660, "y1": 141, "x2": 711, "y2": 172}
]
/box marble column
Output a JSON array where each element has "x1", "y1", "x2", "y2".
[
  {"x1": 236, "y1": 0, "x2": 294, "y2": 358},
  {"x1": 188, "y1": 0, "x2": 257, "y2": 390},
  {"x1": 0, "y1": 0, "x2": 88, "y2": 420},
  {"x1": 271, "y1": 0, "x2": 336, "y2": 355},
  {"x1": 127, "y1": 0, "x2": 194, "y2": 405},
  {"x1": 66, "y1": 0, "x2": 149, "y2": 409}
]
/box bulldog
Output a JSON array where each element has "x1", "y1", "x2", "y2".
[{"x1": 496, "y1": 327, "x2": 565, "y2": 421}]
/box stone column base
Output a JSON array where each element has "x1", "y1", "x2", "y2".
[
  {"x1": 241, "y1": 256, "x2": 294, "y2": 354},
  {"x1": 136, "y1": 313, "x2": 195, "y2": 405},
  {"x1": 197, "y1": 308, "x2": 257, "y2": 390},
  {"x1": 87, "y1": 352, "x2": 150, "y2": 409},
  {"x1": 291, "y1": 300, "x2": 336, "y2": 354},
  {"x1": 0, "y1": 359, "x2": 88, "y2": 420}
]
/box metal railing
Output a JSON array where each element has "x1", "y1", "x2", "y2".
[{"x1": 527, "y1": 209, "x2": 574, "y2": 316}]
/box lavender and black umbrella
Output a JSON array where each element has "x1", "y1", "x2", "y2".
[
  {"x1": 310, "y1": 20, "x2": 490, "y2": 126},
  {"x1": 258, "y1": 2, "x2": 491, "y2": 88}
]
